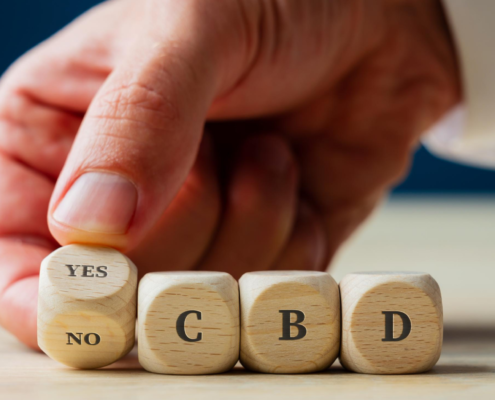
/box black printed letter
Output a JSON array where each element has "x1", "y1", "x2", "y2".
[
  {"x1": 82, "y1": 265, "x2": 95, "y2": 277},
  {"x1": 65, "y1": 265, "x2": 80, "y2": 277},
  {"x1": 382, "y1": 311, "x2": 411, "y2": 342},
  {"x1": 84, "y1": 333, "x2": 101, "y2": 345},
  {"x1": 279, "y1": 310, "x2": 307, "y2": 340},
  {"x1": 176, "y1": 310, "x2": 202, "y2": 342},
  {"x1": 96, "y1": 266, "x2": 108, "y2": 278},
  {"x1": 66, "y1": 332, "x2": 83, "y2": 345}
]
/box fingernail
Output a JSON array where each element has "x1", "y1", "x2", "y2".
[
  {"x1": 53, "y1": 172, "x2": 137, "y2": 234},
  {"x1": 247, "y1": 137, "x2": 292, "y2": 174}
]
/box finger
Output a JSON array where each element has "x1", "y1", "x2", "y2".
[
  {"x1": 0, "y1": 154, "x2": 55, "y2": 240},
  {"x1": 0, "y1": 0, "x2": 146, "y2": 178},
  {"x1": 0, "y1": 0, "x2": 136, "y2": 111},
  {"x1": 323, "y1": 195, "x2": 381, "y2": 260},
  {"x1": 0, "y1": 93, "x2": 81, "y2": 178},
  {"x1": 0, "y1": 239, "x2": 55, "y2": 350},
  {"x1": 271, "y1": 201, "x2": 327, "y2": 271},
  {"x1": 199, "y1": 135, "x2": 298, "y2": 279},
  {"x1": 127, "y1": 135, "x2": 220, "y2": 277},
  {"x1": 0, "y1": 154, "x2": 57, "y2": 349},
  {"x1": 47, "y1": 2, "x2": 232, "y2": 251},
  {"x1": 296, "y1": 126, "x2": 408, "y2": 265},
  {"x1": 0, "y1": 277, "x2": 40, "y2": 350}
]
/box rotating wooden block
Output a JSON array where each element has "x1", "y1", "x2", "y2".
[
  {"x1": 239, "y1": 271, "x2": 340, "y2": 374},
  {"x1": 138, "y1": 271, "x2": 239, "y2": 375},
  {"x1": 37, "y1": 244, "x2": 137, "y2": 369},
  {"x1": 340, "y1": 272, "x2": 443, "y2": 374}
]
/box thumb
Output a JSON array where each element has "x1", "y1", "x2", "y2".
[{"x1": 48, "y1": 5, "x2": 226, "y2": 250}]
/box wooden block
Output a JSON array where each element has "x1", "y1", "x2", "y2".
[
  {"x1": 239, "y1": 271, "x2": 340, "y2": 373},
  {"x1": 340, "y1": 272, "x2": 443, "y2": 374},
  {"x1": 138, "y1": 271, "x2": 239, "y2": 375},
  {"x1": 37, "y1": 244, "x2": 137, "y2": 369}
]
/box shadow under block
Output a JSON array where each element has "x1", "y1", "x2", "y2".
[
  {"x1": 138, "y1": 271, "x2": 240, "y2": 375},
  {"x1": 339, "y1": 272, "x2": 443, "y2": 375},
  {"x1": 37, "y1": 244, "x2": 137, "y2": 369},
  {"x1": 239, "y1": 271, "x2": 340, "y2": 374}
]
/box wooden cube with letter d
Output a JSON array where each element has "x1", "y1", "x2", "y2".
[{"x1": 339, "y1": 272, "x2": 443, "y2": 374}]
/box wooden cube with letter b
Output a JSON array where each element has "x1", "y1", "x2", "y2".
[
  {"x1": 138, "y1": 271, "x2": 240, "y2": 375},
  {"x1": 37, "y1": 244, "x2": 137, "y2": 369},
  {"x1": 239, "y1": 271, "x2": 340, "y2": 373},
  {"x1": 339, "y1": 272, "x2": 443, "y2": 374}
]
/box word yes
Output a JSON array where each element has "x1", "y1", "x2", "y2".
[{"x1": 65, "y1": 265, "x2": 108, "y2": 278}]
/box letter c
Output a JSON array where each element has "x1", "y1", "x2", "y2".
[{"x1": 176, "y1": 310, "x2": 202, "y2": 342}]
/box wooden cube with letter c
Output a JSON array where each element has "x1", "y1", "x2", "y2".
[
  {"x1": 339, "y1": 272, "x2": 443, "y2": 374},
  {"x1": 138, "y1": 271, "x2": 240, "y2": 375},
  {"x1": 239, "y1": 271, "x2": 340, "y2": 373},
  {"x1": 37, "y1": 244, "x2": 137, "y2": 369}
]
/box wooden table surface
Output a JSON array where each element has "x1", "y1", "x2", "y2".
[
  {"x1": 1, "y1": 327, "x2": 494, "y2": 400},
  {"x1": 1, "y1": 196, "x2": 494, "y2": 399}
]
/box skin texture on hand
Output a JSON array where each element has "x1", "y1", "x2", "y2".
[{"x1": 0, "y1": 0, "x2": 460, "y2": 349}]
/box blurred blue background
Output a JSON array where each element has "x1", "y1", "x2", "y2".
[{"x1": 2, "y1": 0, "x2": 494, "y2": 193}]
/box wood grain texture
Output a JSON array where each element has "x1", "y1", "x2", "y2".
[
  {"x1": 340, "y1": 272, "x2": 443, "y2": 374},
  {"x1": 1, "y1": 326, "x2": 495, "y2": 400},
  {"x1": 239, "y1": 271, "x2": 340, "y2": 373},
  {"x1": 1, "y1": 197, "x2": 492, "y2": 398},
  {"x1": 138, "y1": 271, "x2": 239, "y2": 375},
  {"x1": 37, "y1": 244, "x2": 137, "y2": 369}
]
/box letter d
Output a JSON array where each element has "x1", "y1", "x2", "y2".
[{"x1": 382, "y1": 311, "x2": 411, "y2": 342}]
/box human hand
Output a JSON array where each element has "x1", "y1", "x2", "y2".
[{"x1": 0, "y1": 0, "x2": 459, "y2": 348}]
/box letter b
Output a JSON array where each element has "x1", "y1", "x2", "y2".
[
  {"x1": 239, "y1": 271, "x2": 341, "y2": 374},
  {"x1": 279, "y1": 310, "x2": 307, "y2": 340}
]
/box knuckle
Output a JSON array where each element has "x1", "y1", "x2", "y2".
[
  {"x1": 0, "y1": 91, "x2": 75, "y2": 176},
  {"x1": 91, "y1": 82, "x2": 181, "y2": 132},
  {"x1": 0, "y1": 154, "x2": 51, "y2": 236}
]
